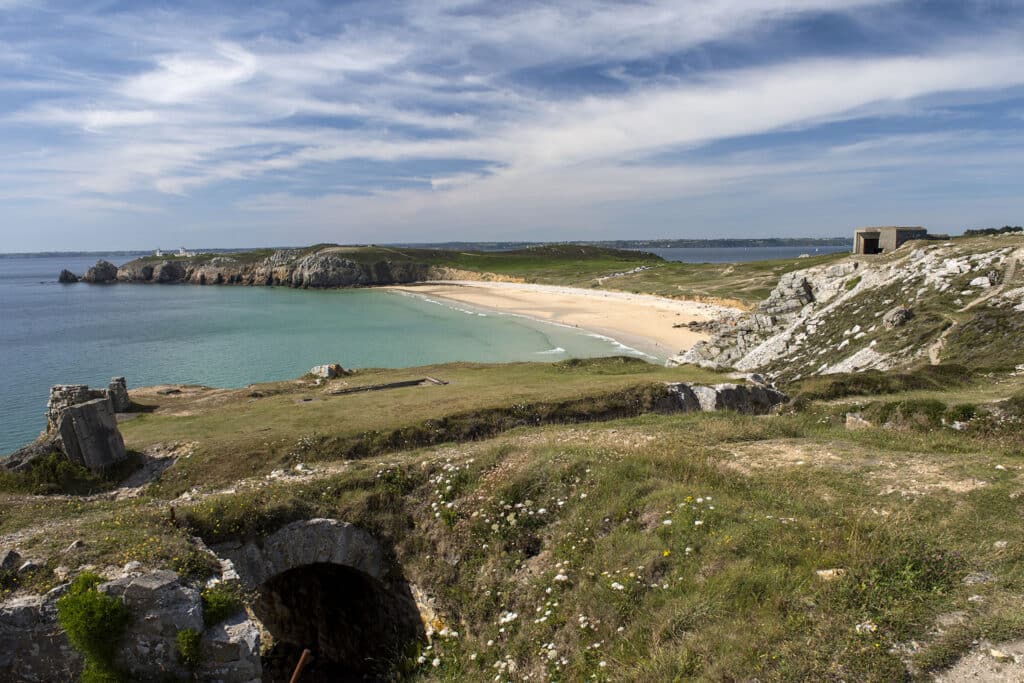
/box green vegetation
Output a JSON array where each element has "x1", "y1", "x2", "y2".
[
  {"x1": 943, "y1": 305, "x2": 1024, "y2": 371},
  {"x1": 56, "y1": 573, "x2": 129, "y2": 683},
  {"x1": 201, "y1": 582, "x2": 245, "y2": 626},
  {"x1": 786, "y1": 364, "x2": 971, "y2": 405},
  {"x1": 0, "y1": 451, "x2": 142, "y2": 495},
  {"x1": 175, "y1": 628, "x2": 201, "y2": 670}
]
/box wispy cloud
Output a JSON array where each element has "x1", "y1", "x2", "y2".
[{"x1": 1, "y1": 0, "x2": 1023, "y2": 249}]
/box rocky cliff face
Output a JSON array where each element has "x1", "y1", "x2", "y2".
[
  {"x1": 671, "y1": 236, "x2": 1024, "y2": 381},
  {"x1": 113, "y1": 249, "x2": 441, "y2": 288}
]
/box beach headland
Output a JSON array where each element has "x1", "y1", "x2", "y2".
[{"x1": 386, "y1": 280, "x2": 741, "y2": 359}]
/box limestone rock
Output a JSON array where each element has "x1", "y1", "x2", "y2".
[
  {"x1": 969, "y1": 275, "x2": 993, "y2": 289},
  {"x1": 0, "y1": 591, "x2": 83, "y2": 681},
  {"x1": 665, "y1": 382, "x2": 787, "y2": 415},
  {"x1": 310, "y1": 363, "x2": 346, "y2": 379},
  {"x1": 46, "y1": 384, "x2": 102, "y2": 431},
  {"x1": 57, "y1": 398, "x2": 128, "y2": 472},
  {"x1": 1, "y1": 570, "x2": 261, "y2": 682},
  {"x1": 107, "y1": 376, "x2": 131, "y2": 412},
  {"x1": 82, "y1": 259, "x2": 118, "y2": 283},
  {"x1": 58, "y1": 269, "x2": 79, "y2": 283},
  {"x1": 845, "y1": 413, "x2": 873, "y2": 430},
  {"x1": 0, "y1": 549, "x2": 21, "y2": 572},
  {"x1": 882, "y1": 306, "x2": 914, "y2": 329},
  {"x1": 200, "y1": 612, "x2": 262, "y2": 683},
  {"x1": 155, "y1": 260, "x2": 187, "y2": 283},
  {"x1": 213, "y1": 518, "x2": 388, "y2": 590}
]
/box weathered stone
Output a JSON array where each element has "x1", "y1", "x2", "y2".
[
  {"x1": 0, "y1": 591, "x2": 83, "y2": 681},
  {"x1": 58, "y1": 269, "x2": 79, "y2": 283},
  {"x1": 882, "y1": 306, "x2": 914, "y2": 330},
  {"x1": 845, "y1": 413, "x2": 873, "y2": 430},
  {"x1": 665, "y1": 382, "x2": 788, "y2": 414},
  {"x1": 214, "y1": 518, "x2": 388, "y2": 590},
  {"x1": 969, "y1": 275, "x2": 992, "y2": 289},
  {"x1": 46, "y1": 384, "x2": 102, "y2": 432},
  {"x1": 82, "y1": 259, "x2": 118, "y2": 283},
  {"x1": 1, "y1": 570, "x2": 261, "y2": 682},
  {"x1": 310, "y1": 363, "x2": 346, "y2": 379},
  {"x1": 57, "y1": 398, "x2": 128, "y2": 472},
  {"x1": 0, "y1": 549, "x2": 21, "y2": 572},
  {"x1": 107, "y1": 376, "x2": 131, "y2": 412},
  {"x1": 199, "y1": 612, "x2": 262, "y2": 682}
]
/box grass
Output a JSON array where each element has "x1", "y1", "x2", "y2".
[
  {"x1": 0, "y1": 451, "x2": 143, "y2": 495},
  {"x1": 6, "y1": 376, "x2": 1024, "y2": 680},
  {"x1": 119, "y1": 357, "x2": 725, "y2": 494}
]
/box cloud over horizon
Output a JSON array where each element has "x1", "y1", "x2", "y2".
[{"x1": 1, "y1": 0, "x2": 1024, "y2": 250}]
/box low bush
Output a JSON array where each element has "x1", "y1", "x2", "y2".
[
  {"x1": 787, "y1": 365, "x2": 970, "y2": 405},
  {"x1": 56, "y1": 572, "x2": 130, "y2": 682},
  {"x1": 175, "y1": 628, "x2": 201, "y2": 670},
  {"x1": 0, "y1": 452, "x2": 142, "y2": 496},
  {"x1": 201, "y1": 583, "x2": 245, "y2": 626}
]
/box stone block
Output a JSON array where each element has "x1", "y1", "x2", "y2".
[{"x1": 57, "y1": 398, "x2": 128, "y2": 472}]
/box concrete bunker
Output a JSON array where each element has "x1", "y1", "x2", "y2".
[
  {"x1": 214, "y1": 519, "x2": 424, "y2": 681},
  {"x1": 853, "y1": 226, "x2": 929, "y2": 255}
]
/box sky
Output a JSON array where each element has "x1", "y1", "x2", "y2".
[{"x1": 1, "y1": 0, "x2": 1024, "y2": 251}]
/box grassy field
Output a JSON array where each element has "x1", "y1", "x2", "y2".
[{"x1": 3, "y1": 359, "x2": 1024, "y2": 680}]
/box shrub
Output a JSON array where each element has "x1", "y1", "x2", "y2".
[
  {"x1": 175, "y1": 628, "x2": 201, "y2": 670},
  {"x1": 0, "y1": 451, "x2": 142, "y2": 496},
  {"x1": 56, "y1": 572, "x2": 130, "y2": 682},
  {"x1": 201, "y1": 583, "x2": 244, "y2": 626}
]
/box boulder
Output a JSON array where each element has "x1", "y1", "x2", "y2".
[
  {"x1": 969, "y1": 275, "x2": 992, "y2": 289},
  {"x1": 0, "y1": 550, "x2": 21, "y2": 572},
  {"x1": 845, "y1": 413, "x2": 873, "y2": 430},
  {"x1": 82, "y1": 260, "x2": 118, "y2": 283},
  {"x1": 882, "y1": 306, "x2": 914, "y2": 330},
  {"x1": 107, "y1": 376, "x2": 131, "y2": 412},
  {"x1": 310, "y1": 363, "x2": 346, "y2": 379},
  {"x1": 0, "y1": 590, "x2": 83, "y2": 681},
  {"x1": 58, "y1": 269, "x2": 79, "y2": 283},
  {"x1": 57, "y1": 398, "x2": 128, "y2": 472}
]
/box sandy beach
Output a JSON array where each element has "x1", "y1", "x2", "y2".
[{"x1": 387, "y1": 281, "x2": 741, "y2": 359}]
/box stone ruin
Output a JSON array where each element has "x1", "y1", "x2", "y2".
[
  {"x1": 1, "y1": 518, "x2": 425, "y2": 682},
  {"x1": 16, "y1": 377, "x2": 135, "y2": 472}
]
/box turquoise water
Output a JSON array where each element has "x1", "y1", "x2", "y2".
[{"x1": 0, "y1": 254, "x2": 649, "y2": 454}]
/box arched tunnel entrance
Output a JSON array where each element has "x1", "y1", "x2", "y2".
[
  {"x1": 256, "y1": 563, "x2": 424, "y2": 681},
  {"x1": 211, "y1": 519, "x2": 426, "y2": 683}
]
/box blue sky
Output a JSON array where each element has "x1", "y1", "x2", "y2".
[{"x1": 1, "y1": 0, "x2": 1024, "y2": 250}]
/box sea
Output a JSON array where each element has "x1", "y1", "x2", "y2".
[
  {"x1": 636, "y1": 245, "x2": 849, "y2": 262},
  {"x1": 0, "y1": 253, "x2": 646, "y2": 455},
  {"x1": 0, "y1": 246, "x2": 847, "y2": 454}
]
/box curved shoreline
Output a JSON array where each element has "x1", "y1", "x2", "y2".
[{"x1": 385, "y1": 281, "x2": 740, "y2": 360}]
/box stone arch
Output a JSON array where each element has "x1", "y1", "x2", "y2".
[{"x1": 214, "y1": 519, "x2": 423, "y2": 681}]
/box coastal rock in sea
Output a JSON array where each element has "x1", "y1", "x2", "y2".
[
  {"x1": 58, "y1": 269, "x2": 79, "y2": 283},
  {"x1": 155, "y1": 260, "x2": 187, "y2": 283},
  {"x1": 310, "y1": 363, "x2": 346, "y2": 379},
  {"x1": 57, "y1": 398, "x2": 128, "y2": 472},
  {"x1": 107, "y1": 376, "x2": 131, "y2": 412},
  {"x1": 81, "y1": 259, "x2": 118, "y2": 283}
]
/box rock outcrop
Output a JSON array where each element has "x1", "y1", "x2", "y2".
[
  {"x1": 666, "y1": 382, "x2": 787, "y2": 415},
  {"x1": 58, "y1": 269, "x2": 79, "y2": 283},
  {"x1": 57, "y1": 397, "x2": 128, "y2": 471},
  {"x1": 0, "y1": 569, "x2": 261, "y2": 682},
  {"x1": 669, "y1": 240, "x2": 1024, "y2": 381},
  {"x1": 81, "y1": 260, "x2": 118, "y2": 283},
  {"x1": 310, "y1": 363, "x2": 346, "y2": 379}
]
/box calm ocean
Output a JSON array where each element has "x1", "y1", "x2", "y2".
[
  {"x1": 636, "y1": 245, "x2": 849, "y2": 262},
  {"x1": 0, "y1": 254, "x2": 644, "y2": 454}
]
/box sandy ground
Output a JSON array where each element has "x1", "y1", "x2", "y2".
[{"x1": 386, "y1": 281, "x2": 740, "y2": 359}]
